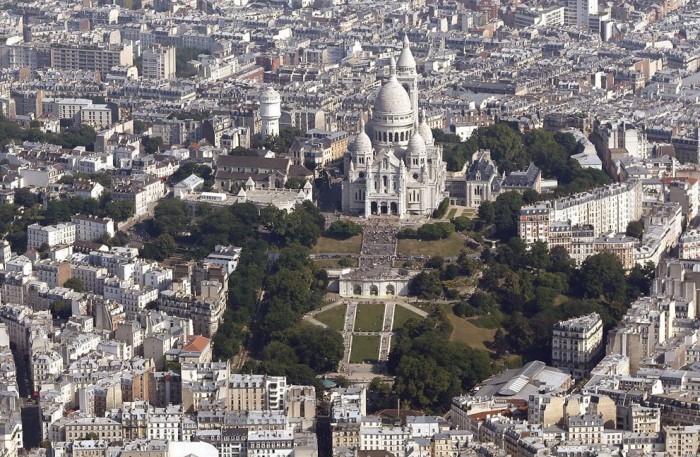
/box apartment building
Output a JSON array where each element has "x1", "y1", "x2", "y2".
[
  {"x1": 229, "y1": 374, "x2": 287, "y2": 411},
  {"x1": 50, "y1": 43, "x2": 133, "y2": 73},
  {"x1": 664, "y1": 425, "x2": 700, "y2": 457},
  {"x1": 64, "y1": 417, "x2": 123, "y2": 442},
  {"x1": 551, "y1": 313, "x2": 604, "y2": 379},
  {"x1": 34, "y1": 260, "x2": 71, "y2": 288},
  {"x1": 142, "y1": 45, "x2": 176, "y2": 80},
  {"x1": 71, "y1": 214, "x2": 116, "y2": 242},
  {"x1": 679, "y1": 229, "x2": 700, "y2": 259},
  {"x1": 80, "y1": 104, "x2": 113, "y2": 129},
  {"x1": 27, "y1": 222, "x2": 76, "y2": 250}
]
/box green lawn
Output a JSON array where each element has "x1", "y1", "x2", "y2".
[
  {"x1": 315, "y1": 304, "x2": 347, "y2": 331},
  {"x1": 350, "y1": 335, "x2": 380, "y2": 363},
  {"x1": 313, "y1": 257, "x2": 358, "y2": 269},
  {"x1": 397, "y1": 232, "x2": 467, "y2": 257},
  {"x1": 392, "y1": 305, "x2": 421, "y2": 330},
  {"x1": 312, "y1": 235, "x2": 362, "y2": 254},
  {"x1": 441, "y1": 304, "x2": 496, "y2": 350},
  {"x1": 354, "y1": 303, "x2": 386, "y2": 332},
  {"x1": 447, "y1": 208, "x2": 458, "y2": 219}
]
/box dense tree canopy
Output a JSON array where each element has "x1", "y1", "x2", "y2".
[{"x1": 388, "y1": 309, "x2": 492, "y2": 412}]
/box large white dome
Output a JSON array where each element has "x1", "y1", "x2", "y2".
[{"x1": 374, "y1": 76, "x2": 412, "y2": 115}]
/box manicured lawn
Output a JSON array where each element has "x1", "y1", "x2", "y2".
[
  {"x1": 315, "y1": 304, "x2": 347, "y2": 332},
  {"x1": 441, "y1": 304, "x2": 496, "y2": 350},
  {"x1": 447, "y1": 208, "x2": 458, "y2": 219},
  {"x1": 397, "y1": 232, "x2": 467, "y2": 257},
  {"x1": 312, "y1": 235, "x2": 362, "y2": 254},
  {"x1": 313, "y1": 257, "x2": 358, "y2": 269},
  {"x1": 354, "y1": 303, "x2": 385, "y2": 332},
  {"x1": 350, "y1": 335, "x2": 380, "y2": 363},
  {"x1": 392, "y1": 305, "x2": 421, "y2": 330}
]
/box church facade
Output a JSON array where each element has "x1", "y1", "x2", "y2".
[{"x1": 341, "y1": 36, "x2": 448, "y2": 218}]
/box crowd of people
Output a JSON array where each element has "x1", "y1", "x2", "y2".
[{"x1": 360, "y1": 223, "x2": 398, "y2": 268}]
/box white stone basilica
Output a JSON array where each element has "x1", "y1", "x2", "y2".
[{"x1": 342, "y1": 36, "x2": 448, "y2": 218}]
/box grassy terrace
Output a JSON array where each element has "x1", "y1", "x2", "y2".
[
  {"x1": 314, "y1": 303, "x2": 347, "y2": 332},
  {"x1": 441, "y1": 304, "x2": 496, "y2": 351},
  {"x1": 350, "y1": 335, "x2": 380, "y2": 363},
  {"x1": 392, "y1": 305, "x2": 421, "y2": 330},
  {"x1": 354, "y1": 303, "x2": 386, "y2": 332},
  {"x1": 397, "y1": 232, "x2": 467, "y2": 257},
  {"x1": 313, "y1": 257, "x2": 358, "y2": 269},
  {"x1": 312, "y1": 234, "x2": 362, "y2": 254}
]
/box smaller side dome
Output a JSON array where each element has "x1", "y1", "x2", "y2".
[
  {"x1": 418, "y1": 110, "x2": 434, "y2": 145},
  {"x1": 352, "y1": 118, "x2": 372, "y2": 155},
  {"x1": 407, "y1": 130, "x2": 426, "y2": 155}
]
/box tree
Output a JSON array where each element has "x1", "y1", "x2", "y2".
[
  {"x1": 578, "y1": 253, "x2": 627, "y2": 302},
  {"x1": 474, "y1": 123, "x2": 526, "y2": 174},
  {"x1": 142, "y1": 136, "x2": 164, "y2": 154},
  {"x1": 14, "y1": 188, "x2": 38, "y2": 207},
  {"x1": 626, "y1": 220, "x2": 644, "y2": 240},
  {"x1": 327, "y1": 220, "x2": 362, "y2": 239},
  {"x1": 425, "y1": 256, "x2": 444, "y2": 269},
  {"x1": 49, "y1": 300, "x2": 72, "y2": 320},
  {"x1": 151, "y1": 199, "x2": 191, "y2": 237},
  {"x1": 478, "y1": 201, "x2": 495, "y2": 224},
  {"x1": 409, "y1": 271, "x2": 442, "y2": 299},
  {"x1": 451, "y1": 215, "x2": 474, "y2": 232},
  {"x1": 628, "y1": 261, "x2": 656, "y2": 298},
  {"x1": 63, "y1": 277, "x2": 85, "y2": 293},
  {"x1": 417, "y1": 222, "x2": 454, "y2": 240},
  {"x1": 548, "y1": 245, "x2": 574, "y2": 279},
  {"x1": 432, "y1": 197, "x2": 450, "y2": 219},
  {"x1": 105, "y1": 200, "x2": 135, "y2": 221},
  {"x1": 284, "y1": 324, "x2": 344, "y2": 372},
  {"x1": 492, "y1": 329, "x2": 508, "y2": 356},
  {"x1": 133, "y1": 120, "x2": 147, "y2": 134},
  {"x1": 493, "y1": 192, "x2": 524, "y2": 241},
  {"x1": 141, "y1": 234, "x2": 177, "y2": 261},
  {"x1": 284, "y1": 177, "x2": 306, "y2": 190},
  {"x1": 337, "y1": 257, "x2": 354, "y2": 267},
  {"x1": 175, "y1": 47, "x2": 208, "y2": 78}
]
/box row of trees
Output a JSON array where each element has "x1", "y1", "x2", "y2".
[{"x1": 0, "y1": 115, "x2": 98, "y2": 150}]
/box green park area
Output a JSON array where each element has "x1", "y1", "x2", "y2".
[
  {"x1": 354, "y1": 303, "x2": 386, "y2": 332},
  {"x1": 392, "y1": 305, "x2": 421, "y2": 330},
  {"x1": 312, "y1": 234, "x2": 362, "y2": 254},
  {"x1": 441, "y1": 304, "x2": 496, "y2": 351},
  {"x1": 397, "y1": 232, "x2": 466, "y2": 257},
  {"x1": 350, "y1": 335, "x2": 380, "y2": 363},
  {"x1": 315, "y1": 303, "x2": 347, "y2": 332}
]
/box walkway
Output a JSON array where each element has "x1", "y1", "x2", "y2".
[
  {"x1": 342, "y1": 302, "x2": 358, "y2": 364},
  {"x1": 378, "y1": 303, "x2": 395, "y2": 362}
]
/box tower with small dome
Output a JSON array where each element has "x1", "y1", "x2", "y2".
[
  {"x1": 259, "y1": 86, "x2": 281, "y2": 140},
  {"x1": 342, "y1": 36, "x2": 447, "y2": 218}
]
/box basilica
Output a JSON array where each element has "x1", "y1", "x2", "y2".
[{"x1": 341, "y1": 36, "x2": 448, "y2": 218}]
